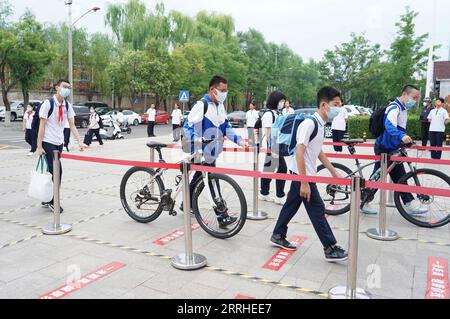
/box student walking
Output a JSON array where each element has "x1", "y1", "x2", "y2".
[
  {"x1": 331, "y1": 104, "x2": 348, "y2": 152},
  {"x1": 171, "y1": 103, "x2": 183, "y2": 142},
  {"x1": 428, "y1": 98, "x2": 450, "y2": 160},
  {"x1": 420, "y1": 97, "x2": 434, "y2": 147},
  {"x1": 270, "y1": 87, "x2": 348, "y2": 262},
  {"x1": 245, "y1": 102, "x2": 259, "y2": 146},
  {"x1": 260, "y1": 91, "x2": 288, "y2": 206},
  {"x1": 23, "y1": 105, "x2": 37, "y2": 156},
  {"x1": 36, "y1": 79, "x2": 85, "y2": 213},
  {"x1": 83, "y1": 108, "x2": 104, "y2": 147}
]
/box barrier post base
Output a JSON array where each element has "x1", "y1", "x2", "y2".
[
  {"x1": 366, "y1": 228, "x2": 399, "y2": 241},
  {"x1": 328, "y1": 286, "x2": 372, "y2": 299},
  {"x1": 42, "y1": 224, "x2": 72, "y2": 236},
  {"x1": 247, "y1": 211, "x2": 268, "y2": 221},
  {"x1": 171, "y1": 253, "x2": 207, "y2": 271}
]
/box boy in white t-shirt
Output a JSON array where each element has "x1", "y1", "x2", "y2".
[
  {"x1": 428, "y1": 98, "x2": 450, "y2": 160},
  {"x1": 245, "y1": 102, "x2": 259, "y2": 145},
  {"x1": 171, "y1": 103, "x2": 183, "y2": 142},
  {"x1": 271, "y1": 87, "x2": 348, "y2": 263},
  {"x1": 37, "y1": 79, "x2": 85, "y2": 213},
  {"x1": 23, "y1": 105, "x2": 37, "y2": 156},
  {"x1": 331, "y1": 105, "x2": 348, "y2": 152}
]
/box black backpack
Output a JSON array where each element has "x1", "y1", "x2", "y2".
[
  {"x1": 31, "y1": 98, "x2": 68, "y2": 131},
  {"x1": 181, "y1": 98, "x2": 210, "y2": 153},
  {"x1": 97, "y1": 114, "x2": 104, "y2": 129},
  {"x1": 369, "y1": 103, "x2": 398, "y2": 139},
  {"x1": 254, "y1": 110, "x2": 276, "y2": 130}
]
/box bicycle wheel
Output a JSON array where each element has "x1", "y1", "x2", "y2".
[
  {"x1": 192, "y1": 173, "x2": 247, "y2": 239},
  {"x1": 395, "y1": 168, "x2": 450, "y2": 228},
  {"x1": 120, "y1": 167, "x2": 165, "y2": 223},
  {"x1": 317, "y1": 163, "x2": 353, "y2": 216}
]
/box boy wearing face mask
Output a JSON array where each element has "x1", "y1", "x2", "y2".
[
  {"x1": 362, "y1": 85, "x2": 428, "y2": 216},
  {"x1": 83, "y1": 108, "x2": 104, "y2": 147},
  {"x1": 183, "y1": 75, "x2": 246, "y2": 228},
  {"x1": 420, "y1": 97, "x2": 434, "y2": 147},
  {"x1": 23, "y1": 104, "x2": 37, "y2": 156},
  {"x1": 37, "y1": 79, "x2": 85, "y2": 213},
  {"x1": 428, "y1": 98, "x2": 450, "y2": 160},
  {"x1": 270, "y1": 87, "x2": 348, "y2": 262}
]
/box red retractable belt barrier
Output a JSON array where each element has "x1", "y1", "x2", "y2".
[{"x1": 61, "y1": 154, "x2": 450, "y2": 198}]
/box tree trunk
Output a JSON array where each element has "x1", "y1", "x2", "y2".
[{"x1": 22, "y1": 86, "x2": 30, "y2": 109}]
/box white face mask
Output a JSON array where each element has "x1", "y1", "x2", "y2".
[
  {"x1": 214, "y1": 89, "x2": 228, "y2": 104},
  {"x1": 27, "y1": 107, "x2": 33, "y2": 112}
]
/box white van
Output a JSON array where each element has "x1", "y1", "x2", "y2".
[{"x1": 0, "y1": 100, "x2": 42, "y2": 121}]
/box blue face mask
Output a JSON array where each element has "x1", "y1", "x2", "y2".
[
  {"x1": 327, "y1": 109, "x2": 339, "y2": 119},
  {"x1": 60, "y1": 88, "x2": 71, "y2": 98},
  {"x1": 405, "y1": 99, "x2": 416, "y2": 109},
  {"x1": 278, "y1": 102, "x2": 284, "y2": 110}
]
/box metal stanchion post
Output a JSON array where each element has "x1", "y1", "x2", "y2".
[
  {"x1": 149, "y1": 148, "x2": 155, "y2": 194},
  {"x1": 42, "y1": 151, "x2": 72, "y2": 235},
  {"x1": 247, "y1": 130, "x2": 268, "y2": 221},
  {"x1": 367, "y1": 153, "x2": 399, "y2": 241},
  {"x1": 386, "y1": 176, "x2": 395, "y2": 208},
  {"x1": 329, "y1": 177, "x2": 371, "y2": 299},
  {"x1": 171, "y1": 161, "x2": 207, "y2": 270}
]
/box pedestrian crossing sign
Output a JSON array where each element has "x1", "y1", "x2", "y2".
[{"x1": 179, "y1": 90, "x2": 190, "y2": 103}]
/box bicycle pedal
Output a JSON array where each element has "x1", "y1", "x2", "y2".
[{"x1": 169, "y1": 211, "x2": 177, "y2": 217}]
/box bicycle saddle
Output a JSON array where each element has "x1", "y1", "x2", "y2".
[
  {"x1": 341, "y1": 139, "x2": 365, "y2": 146},
  {"x1": 146, "y1": 142, "x2": 168, "y2": 149}
]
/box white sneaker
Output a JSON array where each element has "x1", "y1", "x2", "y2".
[
  {"x1": 405, "y1": 200, "x2": 428, "y2": 216},
  {"x1": 27, "y1": 152, "x2": 34, "y2": 157},
  {"x1": 361, "y1": 203, "x2": 378, "y2": 215},
  {"x1": 259, "y1": 195, "x2": 274, "y2": 202},
  {"x1": 274, "y1": 196, "x2": 286, "y2": 206}
]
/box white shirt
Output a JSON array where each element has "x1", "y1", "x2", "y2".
[
  {"x1": 39, "y1": 96, "x2": 75, "y2": 146},
  {"x1": 23, "y1": 111, "x2": 34, "y2": 130},
  {"x1": 428, "y1": 108, "x2": 449, "y2": 133},
  {"x1": 246, "y1": 110, "x2": 259, "y2": 127},
  {"x1": 290, "y1": 112, "x2": 325, "y2": 177},
  {"x1": 332, "y1": 107, "x2": 348, "y2": 131},
  {"x1": 89, "y1": 113, "x2": 100, "y2": 130},
  {"x1": 171, "y1": 109, "x2": 183, "y2": 125},
  {"x1": 261, "y1": 110, "x2": 278, "y2": 149},
  {"x1": 147, "y1": 108, "x2": 156, "y2": 122},
  {"x1": 282, "y1": 108, "x2": 295, "y2": 116}
]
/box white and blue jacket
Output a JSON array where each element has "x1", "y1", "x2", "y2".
[
  {"x1": 183, "y1": 95, "x2": 242, "y2": 162},
  {"x1": 376, "y1": 98, "x2": 407, "y2": 151}
]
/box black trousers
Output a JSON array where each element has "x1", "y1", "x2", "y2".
[
  {"x1": 273, "y1": 177, "x2": 337, "y2": 248},
  {"x1": 261, "y1": 154, "x2": 287, "y2": 198},
  {"x1": 421, "y1": 123, "x2": 431, "y2": 147},
  {"x1": 332, "y1": 130, "x2": 345, "y2": 152},
  {"x1": 173, "y1": 124, "x2": 181, "y2": 141},
  {"x1": 64, "y1": 128, "x2": 71, "y2": 149},
  {"x1": 85, "y1": 129, "x2": 103, "y2": 146},
  {"x1": 371, "y1": 144, "x2": 414, "y2": 205},
  {"x1": 42, "y1": 142, "x2": 63, "y2": 204},
  {"x1": 429, "y1": 131, "x2": 445, "y2": 160},
  {"x1": 25, "y1": 129, "x2": 37, "y2": 152},
  {"x1": 147, "y1": 121, "x2": 155, "y2": 137}
]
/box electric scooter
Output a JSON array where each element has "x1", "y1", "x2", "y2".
[{"x1": 99, "y1": 116, "x2": 124, "y2": 140}]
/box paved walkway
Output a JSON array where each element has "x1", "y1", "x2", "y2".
[{"x1": 0, "y1": 132, "x2": 449, "y2": 299}]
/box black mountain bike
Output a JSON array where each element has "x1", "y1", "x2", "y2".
[
  {"x1": 120, "y1": 139, "x2": 247, "y2": 239},
  {"x1": 317, "y1": 140, "x2": 450, "y2": 228}
]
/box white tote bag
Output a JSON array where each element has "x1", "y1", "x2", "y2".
[{"x1": 28, "y1": 156, "x2": 53, "y2": 203}]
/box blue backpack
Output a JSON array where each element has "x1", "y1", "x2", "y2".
[{"x1": 270, "y1": 114, "x2": 319, "y2": 157}]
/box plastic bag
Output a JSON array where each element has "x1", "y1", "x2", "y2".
[{"x1": 28, "y1": 155, "x2": 53, "y2": 203}]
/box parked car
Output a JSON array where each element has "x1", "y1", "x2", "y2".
[
  {"x1": 227, "y1": 111, "x2": 247, "y2": 128},
  {"x1": 343, "y1": 105, "x2": 363, "y2": 117},
  {"x1": 72, "y1": 105, "x2": 91, "y2": 128},
  {"x1": 123, "y1": 110, "x2": 142, "y2": 126},
  {"x1": 141, "y1": 110, "x2": 170, "y2": 125},
  {"x1": 0, "y1": 100, "x2": 42, "y2": 121},
  {"x1": 356, "y1": 106, "x2": 370, "y2": 116},
  {"x1": 76, "y1": 102, "x2": 112, "y2": 117}
]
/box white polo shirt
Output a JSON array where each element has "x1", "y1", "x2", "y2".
[
  {"x1": 171, "y1": 109, "x2": 183, "y2": 125},
  {"x1": 282, "y1": 107, "x2": 295, "y2": 116},
  {"x1": 290, "y1": 112, "x2": 325, "y2": 177},
  {"x1": 246, "y1": 110, "x2": 259, "y2": 128},
  {"x1": 23, "y1": 111, "x2": 34, "y2": 130},
  {"x1": 39, "y1": 96, "x2": 75, "y2": 146},
  {"x1": 261, "y1": 110, "x2": 278, "y2": 149},
  {"x1": 147, "y1": 108, "x2": 156, "y2": 122},
  {"x1": 331, "y1": 107, "x2": 348, "y2": 131},
  {"x1": 428, "y1": 108, "x2": 449, "y2": 133}
]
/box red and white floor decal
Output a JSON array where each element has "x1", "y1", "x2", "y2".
[
  {"x1": 263, "y1": 236, "x2": 307, "y2": 271},
  {"x1": 235, "y1": 294, "x2": 256, "y2": 299},
  {"x1": 426, "y1": 257, "x2": 449, "y2": 299},
  {"x1": 38, "y1": 262, "x2": 126, "y2": 299},
  {"x1": 153, "y1": 223, "x2": 201, "y2": 246}
]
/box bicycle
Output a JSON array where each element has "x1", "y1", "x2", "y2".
[
  {"x1": 317, "y1": 139, "x2": 450, "y2": 228},
  {"x1": 119, "y1": 139, "x2": 247, "y2": 239}
]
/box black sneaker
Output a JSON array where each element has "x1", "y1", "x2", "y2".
[
  {"x1": 218, "y1": 216, "x2": 238, "y2": 229},
  {"x1": 41, "y1": 202, "x2": 50, "y2": 208},
  {"x1": 48, "y1": 203, "x2": 64, "y2": 214},
  {"x1": 324, "y1": 245, "x2": 348, "y2": 262},
  {"x1": 179, "y1": 203, "x2": 194, "y2": 215},
  {"x1": 270, "y1": 234, "x2": 297, "y2": 251}
]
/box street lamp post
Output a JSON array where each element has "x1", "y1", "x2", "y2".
[{"x1": 65, "y1": 1, "x2": 100, "y2": 104}]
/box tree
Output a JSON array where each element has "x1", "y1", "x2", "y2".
[{"x1": 0, "y1": 0, "x2": 12, "y2": 27}]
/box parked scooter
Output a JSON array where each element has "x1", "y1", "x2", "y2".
[
  {"x1": 99, "y1": 116, "x2": 124, "y2": 140},
  {"x1": 120, "y1": 121, "x2": 132, "y2": 135}
]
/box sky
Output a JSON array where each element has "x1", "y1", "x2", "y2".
[{"x1": 10, "y1": 0, "x2": 450, "y2": 61}]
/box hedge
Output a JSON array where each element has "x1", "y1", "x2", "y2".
[{"x1": 348, "y1": 116, "x2": 450, "y2": 140}]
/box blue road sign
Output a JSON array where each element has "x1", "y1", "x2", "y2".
[{"x1": 179, "y1": 90, "x2": 190, "y2": 103}]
